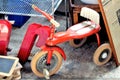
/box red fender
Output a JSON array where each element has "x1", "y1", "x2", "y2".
[
  {"x1": 0, "y1": 20, "x2": 12, "y2": 55},
  {"x1": 17, "y1": 23, "x2": 50, "y2": 63},
  {"x1": 35, "y1": 26, "x2": 51, "y2": 47},
  {"x1": 42, "y1": 45, "x2": 66, "y2": 64}
]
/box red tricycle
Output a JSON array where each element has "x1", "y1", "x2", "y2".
[
  {"x1": 23, "y1": 5, "x2": 112, "y2": 78},
  {"x1": 0, "y1": 4, "x2": 112, "y2": 79}
]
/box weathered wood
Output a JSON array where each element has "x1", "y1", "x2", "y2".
[
  {"x1": 0, "y1": 56, "x2": 22, "y2": 80},
  {"x1": 98, "y1": 0, "x2": 120, "y2": 66},
  {"x1": 0, "y1": 56, "x2": 19, "y2": 77},
  {"x1": 69, "y1": 0, "x2": 100, "y2": 25}
]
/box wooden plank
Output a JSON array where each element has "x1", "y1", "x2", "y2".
[
  {"x1": 98, "y1": 0, "x2": 120, "y2": 65},
  {"x1": 14, "y1": 62, "x2": 23, "y2": 72}
]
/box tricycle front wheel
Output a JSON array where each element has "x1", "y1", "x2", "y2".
[
  {"x1": 93, "y1": 43, "x2": 112, "y2": 66},
  {"x1": 31, "y1": 50, "x2": 62, "y2": 77}
]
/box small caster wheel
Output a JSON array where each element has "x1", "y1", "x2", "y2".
[
  {"x1": 69, "y1": 38, "x2": 87, "y2": 48},
  {"x1": 93, "y1": 43, "x2": 112, "y2": 66}
]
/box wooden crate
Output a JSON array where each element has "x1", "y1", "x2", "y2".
[
  {"x1": 98, "y1": 0, "x2": 120, "y2": 65},
  {"x1": 0, "y1": 56, "x2": 22, "y2": 80}
]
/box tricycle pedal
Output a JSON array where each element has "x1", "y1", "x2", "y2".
[{"x1": 43, "y1": 68, "x2": 50, "y2": 79}]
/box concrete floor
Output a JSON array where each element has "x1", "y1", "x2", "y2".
[{"x1": 7, "y1": 14, "x2": 119, "y2": 80}]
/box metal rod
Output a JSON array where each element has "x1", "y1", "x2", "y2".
[{"x1": 65, "y1": 0, "x2": 68, "y2": 29}]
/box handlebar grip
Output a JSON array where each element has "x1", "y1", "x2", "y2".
[{"x1": 50, "y1": 19, "x2": 60, "y2": 27}]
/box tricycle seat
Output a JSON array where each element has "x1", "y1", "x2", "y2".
[{"x1": 67, "y1": 21, "x2": 100, "y2": 38}]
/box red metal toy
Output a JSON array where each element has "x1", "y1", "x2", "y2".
[
  {"x1": 26, "y1": 5, "x2": 111, "y2": 78},
  {"x1": 0, "y1": 20, "x2": 12, "y2": 55}
]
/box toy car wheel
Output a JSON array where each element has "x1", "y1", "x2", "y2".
[
  {"x1": 93, "y1": 43, "x2": 112, "y2": 66},
  {"x1": 69, "y1": 38, "x2": 87, "y2": 48},
  {"x1": 31, "y1": 50, "x2": 62, "y2": 77}
]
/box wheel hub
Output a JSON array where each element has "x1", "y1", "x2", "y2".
[
  {"x1": 99, "y1": 49, "x2": 109, "y2": 62},
  {"x1": 36, "y1": 54, "x2": 58, "y2": 73},
  {"x1": 101, "y1": 52, "x2": 108, "y2": 59}
]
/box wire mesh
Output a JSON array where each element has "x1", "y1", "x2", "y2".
[{"x1": 0, "y1": 0, "x2": 62, "y2": 17}]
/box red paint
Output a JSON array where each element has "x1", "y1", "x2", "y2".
[
  {"x1": 0, "y1": 20, "x2": 12, "y2": 55},
  {"x1": 46, "y1": 21, "x2": 101, "y2": 46},
  {"x1": 32, "y1": 5, "x2": 53, "y2": 21},
  {"x1": 42, "y1": 45, "x2": 66, "y2": 64},
  {"x1": 17, "y1": 23, "x2": 51, "y2": 63}
]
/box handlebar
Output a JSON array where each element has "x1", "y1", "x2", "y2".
[{"x1": 32, "y1": 4, "x2": 60, "y2": 27}]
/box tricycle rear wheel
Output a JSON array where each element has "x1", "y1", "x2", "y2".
[
  {"x1": 93, "y1": 43, "x2": 112, "y2": 66},
  {"x1": 31, "y1": 50, "x2": 62, "y2": 77},
  {"x1": 69, "y1": 38, "x2": 87, "y2": 48}
]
